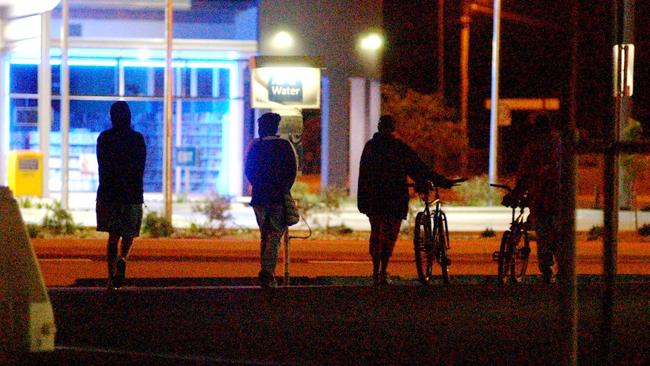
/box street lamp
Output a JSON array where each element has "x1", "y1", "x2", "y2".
[
  {"x1": 271, "y1": 30, "x2": 294, "y2": 50},
  {"x1": 359, "y1": 32, "x2": 383, "y2": 51}
]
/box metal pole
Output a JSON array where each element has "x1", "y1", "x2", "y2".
[
  {"x1": 557, "y1": 2, "x2": 579, "y2": 364},
  {"x1": 602, "y1": 0, "x2": 634, "y2": 362},
  {"x1": 459, "y1": 1, "x2": 471, "y2": 176},
  {"x1": 437, "y1": 0, "x2": 445, "y2": 99},
  {"x1": 60, "y1": 0, "x2": 70, "y2": 209},
  {"x1": 38, "y1": 12, "x2": 52, "y2": 198},
  {"x1": 459, "y1": 1, "x2": 470, "y2": 137},
  {"x1": 163, "y1": 0, "x2": 174, "y2": 222},
  {"x1": 487, "y1": 0, "x2": 501, "y2": 196},
  {"x1": 283, "y1": 230, "x2": 290, "y2": 286}
]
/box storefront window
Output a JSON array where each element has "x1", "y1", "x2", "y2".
[
  {"x1": 8, "y1": 58, "x2": 238, "y2": 195},
  {"x1": 70, "y1": 65, "x2": 118, "y2": 96},
  {"x1": 124, "y1": 66, "x2": 164, "y2": 97},
  {"x1": 10, "y1": 65, "x2": 38, "y2": 94},
  {"x1": 177, "y1": 100, "x2": 230, "y2": 193}
]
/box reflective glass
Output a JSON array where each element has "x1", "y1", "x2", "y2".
[{"x1": 70, "y1": 65, "x2": 117, "y2": 96}]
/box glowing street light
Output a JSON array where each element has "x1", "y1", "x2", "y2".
[
  {"x1": 359, "y1": 33, "x2": 383, "y2": 51},
  {"x1": 271, "y1": 31, "x2": 294, "y2": 50}
]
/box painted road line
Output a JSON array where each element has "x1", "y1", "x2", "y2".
[
  {"x1": 308, "y1": 260, "x2": 373, "y2": 264},
  {"x1": 39, "y1": 259, "x2": 93, "y2": 262}
]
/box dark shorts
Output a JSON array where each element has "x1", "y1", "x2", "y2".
[{"x1": 96, "y1": 201, "x2": 143, "y2": 237}]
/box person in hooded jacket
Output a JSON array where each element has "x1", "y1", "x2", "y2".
[
  {"x1": 96, "y1": 101, "x2": 146, "y2": 290},
  {"x1": 245, "y1": 112, "x2": 297, "y2": 288},
  {"x1": 358, "y1": 115, "x2": 454, "y2": 285},
  {"x1": 502, "y1": 113, "x2": 562, "y2": 284}
]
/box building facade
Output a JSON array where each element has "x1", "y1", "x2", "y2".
[{"x1": 0, "y1": 0, "x2": 382, "y2": 203}]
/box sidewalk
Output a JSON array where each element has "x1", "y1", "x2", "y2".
[{"x1": 19, "y1": 192, "x2": 650, "y2": 231}]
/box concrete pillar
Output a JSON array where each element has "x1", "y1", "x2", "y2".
[
  {"x1": 349, "y1": 78, "x2": 381, "y2": 197},
  {"x1": 38, "y1": 12, "x2": 52, "y2": 198},
  {"x1": 0, "y1": 51, "x2": 8, "y2": 186},
  {"x1": 321, "y1": 73, "x2": 348, "y2": 190}
]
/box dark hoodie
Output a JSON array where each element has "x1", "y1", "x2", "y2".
[
  {"x1": 96, "y1": 101, "x2": 146, "y2": 204},
  {"x1": 357, "y1": 132, "x2": 448, "y2": 219}
]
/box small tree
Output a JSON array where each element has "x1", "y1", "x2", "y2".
[
  {"x1": 321, "y1": 186, "x2": 346, "y2": 232},
  {"x1": 290, "y1": 182, "x2": 320, "y2": 224},
  {"x1": 41, "y1": 201, "x2": 78, "y2": 235},
  {"x1": 192, "y1": 193, "x2": 233, "y2": 236}
]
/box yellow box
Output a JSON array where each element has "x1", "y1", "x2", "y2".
[{"x1": 7, "y1": 150, "x2": 43, "y2": 197}]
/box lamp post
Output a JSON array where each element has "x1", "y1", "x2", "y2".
[{"x1": 163, "y1": 0, "x2": 173, "y2": 222}]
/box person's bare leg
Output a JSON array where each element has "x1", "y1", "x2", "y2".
[
  {"x1": 120, "y1": 236, "x2": 134, "y2": 258},
  {"x1": 107, "y1": 233, "x2": 119, "y2": 289}
]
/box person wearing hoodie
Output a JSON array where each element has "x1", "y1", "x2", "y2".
[
  {"x1": 357, "y1": 115, "x2": 454, "y2": 286},
  {"x1": 96, "y1": 101, "x2": 146, "y2": 290},
  {"x1": 244, "y1": 112, "x2": 297, "y2": 288}
]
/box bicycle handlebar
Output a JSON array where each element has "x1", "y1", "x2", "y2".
[{"x1": 489, "y1": 183, "x2": 512, "y2": 193}]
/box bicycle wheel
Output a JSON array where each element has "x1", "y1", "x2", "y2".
[
  {"x1": 435, "y1": 213, "x2": 451, "y2": 284},
  {"x1": 510, "y1": 229, "x2": 530, "y2": 282},
  {"x1": 497, "y1": 230, "x2": 512, "y2": 284},
  {"x1": 413, "y1": 212, "x2": 434, "y2": 285}
]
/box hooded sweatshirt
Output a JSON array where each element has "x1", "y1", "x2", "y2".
[{"x1": 96, "y1": 104, "x2": 146, "y2": 204}]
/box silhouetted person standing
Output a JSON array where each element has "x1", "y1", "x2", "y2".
[
  {"x1": 96, "y1": 101, "x2": 146, "y2": 290},
  {"x1": 503, "y1": 114, "x2": 562, "y2": 284},
  {"x1": 245, "y1": 112, "x2": 297, "y2": 288},
  {"x1": 358, "y1": 115, "x2": 454, "y2": 285}
]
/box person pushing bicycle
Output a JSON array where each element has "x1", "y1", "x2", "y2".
[
  {"x1": 357, "y1": 115, "x2": 456, "y2": 286},
  {"x1": 502, "y1": 114, "x2": 562, "y2": 284}
]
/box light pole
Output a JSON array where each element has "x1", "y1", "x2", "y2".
[
  {"x1": 163, "y1": 0, "x2": 174, "y2": 222},
  {"x1": 487, "y1": 0, "x2": 501, "y2": 193}
]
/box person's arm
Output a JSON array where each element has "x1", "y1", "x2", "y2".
[
  {"x1": 96, "y1": 134, "x2": 105, "y2": 181},
  {"x1": 282, "y1": 140, "x2": 297, "y2": 192},
  {"x1": 401, "y1": 142, "x2": 453, "y2": 188},
  {"x1": 137, "y1": 133, "x2": 146, "y2": 179},
  {"x1": 244, "y1": 143, "x2": 259, "y2": 186}
]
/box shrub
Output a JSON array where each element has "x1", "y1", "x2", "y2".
[
  {"x1": 638, "y1": 224, "x2": 650, "y2": 237},
  {"x1": 291, "y1": 182, "x2": 321, "y2": 221},
  {"x1": 329, "y1": 224, "x2": 354, "y2": 235},
  {"x1": 453, "y1": 175, "x2": 503, "y2": 206},
  {"x1": 322, "y1": 186, "x2": 346, "y2": 231},
  {"x1": 26, "y1": 224, "x2": 41, "y2": 238},
  {"x1": 192, "y1": 193, "x2": 232, "y2": 236},
  {"x1": 587, "y1": 225, "x2": 603, "y2": 241},
  {"x1": 18, "y1": 197, "x2": 33, "y2": 208},
  {"x1": 41, "y1": 201, "x2": 78, "y2": 235},
  {"x1": 481, "y1": 228, "x2": 496, "y2": 238},
  {"x1": 142, "y1": 211, "x2": 173, "y2": 238}
]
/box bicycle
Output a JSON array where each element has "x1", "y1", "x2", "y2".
[
  {"x1": 490, "y1": 183, "x2": 531, "y2": 284},
  {"x1": 412, "y1": 178, "x2": 466, "y2": 285}
]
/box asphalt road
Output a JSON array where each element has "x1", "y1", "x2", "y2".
[{"x1": 21, "y1": 283, "x2": 650, "y2": 365}]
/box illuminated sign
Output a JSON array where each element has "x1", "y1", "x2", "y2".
[{"x1": 251, "y1": 67, "x2": 320, "y2": 109}]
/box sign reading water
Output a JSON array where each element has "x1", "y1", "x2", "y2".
[
  {"x1": 269, "y1": 77, "x2": 303, "y2": 102},
  {"x1": 250, "y1": 66, "x2": 320, "y2": 109}
]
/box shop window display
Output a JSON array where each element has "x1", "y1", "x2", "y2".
[{"x1": 8, "y1": 60, "x2": 235, "y2": 195}]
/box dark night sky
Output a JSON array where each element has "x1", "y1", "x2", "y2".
[{"x1": 382, "y1": 1, "x2": 650, "y2": 158}]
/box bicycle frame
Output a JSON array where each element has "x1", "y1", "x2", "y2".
[{"x1": 417, "y1": 184, "x2": 449, "y2": 254}]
